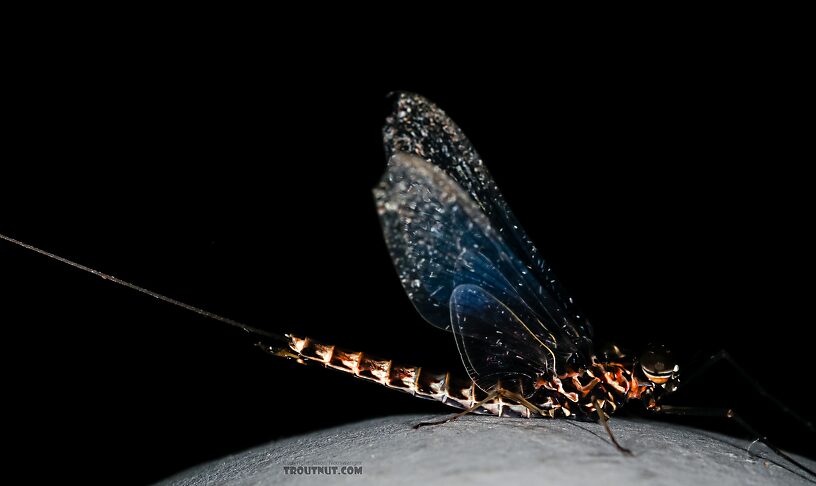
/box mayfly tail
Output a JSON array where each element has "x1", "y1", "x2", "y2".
[{"x1": 0, "y1": 232, "x2": 288, "y2": 344}]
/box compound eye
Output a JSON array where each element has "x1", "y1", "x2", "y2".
[{"x1": 640, "y1": 345, "x2": 678, "y2": 384}]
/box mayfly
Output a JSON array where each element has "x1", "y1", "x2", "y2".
[{"x1": 1, "y1": 92, "x2": 812, "y2": 478}]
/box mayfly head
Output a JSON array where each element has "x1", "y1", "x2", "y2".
[{"x1": 639, "y1": 344, "x2": 680, "y2": 393}]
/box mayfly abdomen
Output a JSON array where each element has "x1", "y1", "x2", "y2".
[{"x1": 285, "y1": 335, "x2": 534, "y2": 418}]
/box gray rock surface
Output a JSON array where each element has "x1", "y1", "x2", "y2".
[{"x1": 158, "y1": 414, "x2": 815, "y2": 486}]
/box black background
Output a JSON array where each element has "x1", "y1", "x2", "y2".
[{"x1": 2, "y1": 38, "x2": 814, "y2": 484}]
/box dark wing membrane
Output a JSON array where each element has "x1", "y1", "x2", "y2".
[
  {"x1": 374, "y1": 152, "x2": 568, "y2": 369},
  {"x1": 451, "y1": 284, "x2": 555, "y2": 396},
  {"x1": 454, "y1": 248, "x2": 563, "y2": 347},
  {"x1": 383, "y1": 92, "x2": 592, "y2": 360}
]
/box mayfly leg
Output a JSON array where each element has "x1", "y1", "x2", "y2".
[
  {"x1": 655, "y1": 405, "x2": 815, "y2": 478},
  {"x1": 592, "y1": 397, "x2": 632, "y2": 455},
  {"x1": 414, "y1": 391, "x2": 500, "y2": 428},
  {"x1": 414, "y1": 386, "x2": 546, "y2": 429},
  {"x1": 665, "y1": 350, "x2": 814, "y2": 434}
]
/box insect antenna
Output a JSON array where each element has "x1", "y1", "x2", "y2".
[{"x1": 0, "y1": 232, "x2": 288, "y2": 344}]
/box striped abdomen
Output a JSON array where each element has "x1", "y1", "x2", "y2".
[{"x1": 285, "y1": 335, "x2": 536, "y2": 418}]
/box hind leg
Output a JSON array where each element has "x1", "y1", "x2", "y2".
[{"x1": 414, "y1": 387, "x2": 546, "y2": 428}]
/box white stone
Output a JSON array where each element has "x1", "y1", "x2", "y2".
[{"x1": 158, "y1": 414, "x2": 815, "y2": 486}]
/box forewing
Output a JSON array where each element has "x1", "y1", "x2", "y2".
[
  {"x1": 383, "y1": 92, "x2": 592, "y2": 359},
  {"x1": 374, "y1": 152, "x2": 566, "y2": 366}
]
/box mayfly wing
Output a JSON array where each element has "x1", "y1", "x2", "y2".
[
  {"x1": 451, "y1": 284, "x2": 555, "y2": 396},
  {"x1": 374, "y1": 152, "x2": 564, "y2": 381},
  {"x1": 381, "y1": 92, "x2": 592, "y2": 364}
]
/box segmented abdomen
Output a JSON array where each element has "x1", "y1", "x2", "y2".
[{"x1": 286, "y1": 335, "x2": 534, "y2": 418}]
